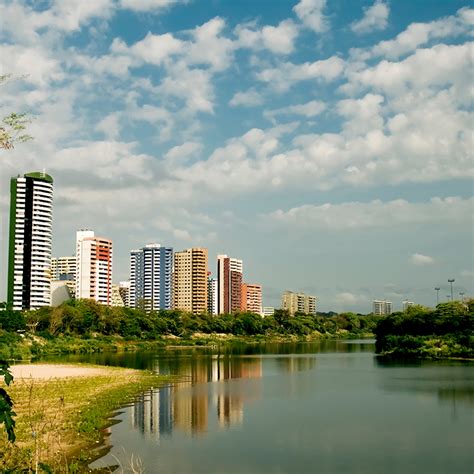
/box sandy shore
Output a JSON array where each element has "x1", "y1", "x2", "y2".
[{"x1": 11, "y1": 364, "x2": 113, "y2": 380}]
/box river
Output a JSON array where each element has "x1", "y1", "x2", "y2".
[{"x1": 55, "y1": 340, "x2": 474, "y2": 473}]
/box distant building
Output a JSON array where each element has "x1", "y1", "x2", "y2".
[
  {"x1": 51, "y1": 256, "x2": 76, "y2": 298},
  {"x1": 281, "y1": 291, "x2": 317, "y2": 316},
  {"x1": 207, "y1": 275, "x2": 218, "y2": 315},
  {"x1": 130, "y1": 244, "x2": 173, "y2": 311},
  {"x1": 50, "y1": 280, "x2": 72, "y2": 307},
  {"x1": 111, "y1": 284, "x2": 125, "y2": 307},
  {"x1": 217, "y1": 254, "x2": 243, "y2": 314},
  {"x1": 76, "y1": 230, "x2": 113, "y2": 305},
  {"x1": 7, "y1": 172, "x2": 54, "y2": 310},
  {"x1": 241, "y1": 283, "x2": 263, "y2": 315},
  {"x1": 51, "y1": 256, "x2": 76, "y2": 281},
  {"x1": 373, "y1": 300, "x2": 393, "y2": 315},
  {"x1": 263, "y1": 307, "x2": 275, "y2": 317},
  {"x1": 402, "y1": 300, "x2": 415, "y2": 311},
  {"x1": 118, "y1": 281, "x2": 131, "y2": 307},
  {"x1": 173, "y1": 248, "x2": 208, "y2": 314}
]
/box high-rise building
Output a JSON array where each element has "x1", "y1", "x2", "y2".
[
  {"x1": 75, "y1": 230, "x2": 113, "y2": 305},
  {"x1": 241, "y1": 283, "x2": 263, "y2": 315},
  {"x1": 373, "y1": 300, "x2": 393, "y2": 315},
  {"x1": 281, "y1": 291, "x2": 317, "y2": 316},
  {"x1": 129, "y1": 244, "x2": 173, "y2": 311},
  {"x1": 173, "y1": 248, "x2": 208, "y2": 314},
  {"x1": 7, "y1": 172, "x2": 54, "y2": 310},
  {"x1": 217, "y1": 254, "x2": 243, "y2": 314},
  {"x1": 207, "y1": 274, "x2": 218, "y2": 315}
]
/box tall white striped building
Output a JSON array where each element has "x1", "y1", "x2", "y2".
[{"x1": 7, "y1": 172, "x2": 54, "y2": 310}]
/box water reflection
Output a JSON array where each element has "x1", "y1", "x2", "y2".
[
  {"x1": 128, "y1": 355, "x2": 263, "y2": 440},
  {"x1": 375, "y1": 356, "x2": 474, "y2": 410}
]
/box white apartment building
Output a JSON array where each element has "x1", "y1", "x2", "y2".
[
  {"x1": 8, "y1": 172, "x2": 54, "y2": 310},
  {"x1": 373, "y1": 300, "x2": 393, "y2": 315}
]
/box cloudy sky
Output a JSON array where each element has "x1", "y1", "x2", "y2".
[{"x1": 0, "y1": 0, "x2": 473, "y2": 312}]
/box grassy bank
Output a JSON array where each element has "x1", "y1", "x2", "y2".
[{"x1": 0, "y1": 365, "x2": 171, "y2": 472}]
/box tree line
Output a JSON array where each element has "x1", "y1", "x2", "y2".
[
  {"x1": 374, "y1": 301, "x2": 474, "y2": 358},
  {"x1": 0, "y1": 299, "x2": 380, "y2": 341}
]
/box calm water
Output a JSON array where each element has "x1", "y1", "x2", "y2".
[{"x1": 57, "y1": 341, "x2": 474, "y2": 473}]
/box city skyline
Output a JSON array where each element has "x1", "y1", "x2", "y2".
[{"x1": 0, "y1": 0, "x2": 472, "y2": 311}]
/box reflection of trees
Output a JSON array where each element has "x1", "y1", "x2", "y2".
[
  {"x1": 375, "y1": 357, "x2": 474, "y2": 409},
  {"x1": 438, "y1": 387, "x2": 474, "y2": 407}
]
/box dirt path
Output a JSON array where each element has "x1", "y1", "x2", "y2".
[{"x1": 11, "y1": 364, "x2": 114, "y2": 379}]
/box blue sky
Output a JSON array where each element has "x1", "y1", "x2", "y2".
[{"x1": 0, "y1": 0, "x2": 472, "y2": 311}]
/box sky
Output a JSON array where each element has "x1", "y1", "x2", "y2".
[{"x1": 0, "y1": 0, "x2": 473, "y2": 312}]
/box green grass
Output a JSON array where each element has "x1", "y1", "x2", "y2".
[{"x1": 0, "y1": 365, "x2": 171, "y2": 472}]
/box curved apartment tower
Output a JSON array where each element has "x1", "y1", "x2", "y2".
[{"x1": 7, "y1": 172, "x2": 54, "y2": 310}]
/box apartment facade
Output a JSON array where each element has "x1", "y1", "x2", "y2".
[
  {"x1": 241, "y1": 283, "x2": 263, "y2": 315},
  {"x1": 75, "y1": 230, "x2": 113, "y2": 305},
  {"x1": 7, "y1": 172, "x2": 54, "y2": 310},
  {"x1": 173, "y1": 248, "x2": 208, "y2": 314},
  {"x1": 129, "y1": 244, "x2": 173, "y2": 311},
  {"x1": 217, "y1": 254, "x2": 243, "y2": 314},
  {"x1": 281, "y1": 291, "x2": 317, "y2": 316},
  {"x1": 207, "y1": 275, "x2": 218, "y2": 315},
  {"x1": 51, "y1": 256, "x2": 76, "y2": 281},
  {"x1": 373, "y1": 300, "x2": 393, "y2": 315}
]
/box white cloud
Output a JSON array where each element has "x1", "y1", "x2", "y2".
[
  {"x1": 164, "y1": 141, "x2": 202, "y2": 166},
  {"x1": 267, "y1": 197, "x2": 474, "y2": 231},
  {"x1": 119, "y1": 0, "x2": 180, "y2": 12},
  {"x1": 185, "y1": 17, "x2": 236, "y2": 71},
  {"x1": 50, "y1": 141, "x2": 155, "y2": 181},
  {"x1": 337, "y1": 93, "x2": 384, "y2": 136},
  {"x1": 97, "y1": 113, "x2": 121, "y2": 139},
  {"x1": 264, "y1": 100, "x2": 326, "y2": 122},
  {"x1": 335, "y1": 292, "x2": 366, "y2": 305},
  {"x1": 410, "y1": 253, "x2": 435, "y2": 266},
  {"x1": 356, "y1": 7, "x2": 474, "y2": 59},
  {"x1": 293, "y1": 0, "x2": 329, "y2": 33},
  {"x1": 343, "y1": 42, "x2": 473, "y2": 96},
  {"x1": 351, "y1": 1, "x2": 390, "y2": 34},
  {"x1": 236, "y1": 19, "x2": 299, "y2": 55},
  {"x1": 0, "y1": 44, "x2": 64, "y2": 86},
  {"x1": 257, "y1": 56, "x2": 345, "y2": 91},
  {"x1": 111, "y1": 33, "x2": 184, "y2": 66},
  {"x1": 158, "y1": 62, "x2": 215, "y2": 113},
  {"x1": 229, "y1": 89, "x2": 264, "y2": 107}
]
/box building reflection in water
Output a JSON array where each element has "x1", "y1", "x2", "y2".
[{"x1": 129, "y1": 355, "x2": 262, "y2": 440}]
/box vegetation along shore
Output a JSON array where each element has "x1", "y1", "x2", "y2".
[
  {"x1": 0, "y1": 299, "x2": 380, "y2": 360},
  {"x1": 0, "y1": 363, "x2": 171, "y2": 472}
]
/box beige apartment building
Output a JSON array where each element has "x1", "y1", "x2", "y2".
[
  {"x1": 281, "y1": 291, "x2": 317, "y2": 316},
  {"x1": 173, "y1": 248, "x2": 208, "y2": 314},
  {"x1": 241, "y1": 283, "x2": 263, "y2": 315}
]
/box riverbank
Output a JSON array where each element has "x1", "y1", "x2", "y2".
[
  {"x1": 1, "y1": 330, "x2": 375, "y2": 361},
  {"x1": 0, "y1": 363, "x2": 171, "y2": 472}
]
